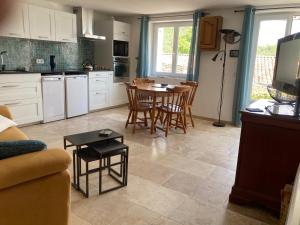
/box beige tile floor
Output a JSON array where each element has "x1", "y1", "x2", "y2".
[{"x1": 21, "y1": 107, "x2": 279, "y2": 225}]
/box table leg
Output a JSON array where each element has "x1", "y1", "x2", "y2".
[
  {"x1": 86, "y1": 162, "x2": 89, "y2": 198},
  {"x1": 72, "y1": 150, "x2": 76, "y2": 188},
  {"x1": 151, "y1": 94, "x2": 157, "y2": 134},
  {"x1": 76, "y1": 146, "x2": 80, "y2": 190},
  {"x1": 99, "y1": 157, "x2": 102, "y2": 195}
]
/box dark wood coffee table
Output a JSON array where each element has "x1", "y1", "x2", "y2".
[{"x1": 63, "y1": 129, "x2": 126, "y2": 196}]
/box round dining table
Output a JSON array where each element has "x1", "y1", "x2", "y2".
[{"x1": 134, "y1": 83, "x2": 191, "y2": 134}]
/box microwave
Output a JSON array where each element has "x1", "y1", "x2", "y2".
[{"x1": 113, "y1": 40, "x2": 129, "y2": 57}]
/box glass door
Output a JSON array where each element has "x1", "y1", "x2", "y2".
[{"x1": 250, "y1": 13, "x2": 300, "y2": 101}]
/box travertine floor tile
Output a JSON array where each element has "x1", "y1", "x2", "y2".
[{"x1": 20, "y1": 106, "x2": 278, "y2": 225}]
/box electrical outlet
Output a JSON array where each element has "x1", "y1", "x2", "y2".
[{"x1": 36, "y1": 58, "x2": 44, "y2": 64}]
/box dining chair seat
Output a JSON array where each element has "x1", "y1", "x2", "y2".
[{"x1": 154, "y1": 86, "x2": 190, "y2": 137}]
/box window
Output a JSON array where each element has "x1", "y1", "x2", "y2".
[
  {"x1": 151, "y1": 22, "x2": 192, "y2": 77},
  {"x1": 250, "y1": 13, "x2": 300, "y2": 101}
]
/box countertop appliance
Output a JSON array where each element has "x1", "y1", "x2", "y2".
[
  {"x1": 42, "y1": 75, "x2": 65, "y2": 123},
  {"x1": 113, "y1": 57, "x2": 129, "y2": 83},
  {"x1": 65, "y1": 73, "x2": 88, "y2": 118}
]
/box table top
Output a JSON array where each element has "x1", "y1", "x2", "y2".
[
  {"x1": 64, "y1": 129, "x2": 123, "y2": 146},
  {"x1": 135, "y1": 83, "x2": 189, "y2": 93}
]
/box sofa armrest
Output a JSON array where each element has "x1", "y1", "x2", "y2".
[
  {"x1": 0, "y1": 149, "x2": 71, "y2": 190},
  {"x1": 0, "y1": 105, "x2": 13, "y2": 120}
]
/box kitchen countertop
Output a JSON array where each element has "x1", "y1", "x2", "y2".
[{"x1": 0, "y1": 69, "x2": 113, "y2": 75}]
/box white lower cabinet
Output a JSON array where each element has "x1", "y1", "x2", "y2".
[
  {"x1": 110, "y1": 82, "x2": 128, "y2": 106},
  {"x1": 0, "y1": 74, "x2": 43, "y2": 125},
  {"x1": 88, "y1": 71, "x2": 128, "y2": 111},
  {"x1": 88, "y1": 71, "x2": 112, "y2": 111}
]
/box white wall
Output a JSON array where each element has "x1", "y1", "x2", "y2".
[
  {"x1": 194, "y1": 9, "x2": 243, "y2": 122},
  {"x1": 125, "y1": 9, "x2": 244, "y2": 122}
]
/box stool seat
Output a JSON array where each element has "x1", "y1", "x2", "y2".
[{"x1": 88, "y1": 140, "x2": 128, "y2": 157}]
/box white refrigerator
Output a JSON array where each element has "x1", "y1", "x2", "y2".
[{"x1": 65, "y1": 75, "x2": 88, "y2": 118}]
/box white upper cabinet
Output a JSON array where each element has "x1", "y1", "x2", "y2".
[
  {"x1": 0, "y1": 3, "x2": 30, "y2": 39},
  {"x1": 113, "y1": 21, "x2": 131, "y2": 42},
  {"x1": 28, "y1": 5, "x2": 55, "y2": 41},
  {"x1": 54, "y1": 11, "x2": 77, "y2": 43}
]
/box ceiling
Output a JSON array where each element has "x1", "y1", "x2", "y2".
[{"x1": 46, "y1": 0, "x2": 300, "y2": 15}]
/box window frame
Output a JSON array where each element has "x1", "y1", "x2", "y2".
[
  {"x1": 249, "y1": 12, "x2": 300, "y2": 102},
  {"x1": 151, "y1": 21, "x2": 192, "y2": 78}
]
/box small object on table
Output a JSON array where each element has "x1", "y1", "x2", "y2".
[
  {"x1": 245, "y1": 107, "x2": 264, "y2": 113},
  {"x1": 99, "y1": 129, "x2": 113, "y2": 137}
]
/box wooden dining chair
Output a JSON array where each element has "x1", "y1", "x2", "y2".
[
  {"x1": 180, "y1": 81, "x2": 199, "y2": 127},
  {"x1": 154, "y1": 86, "x2": 190, "y2": 137},
  {"x1": 125, "y1": 82, "x2": 152, "y2": 133},
  {"x1": 133, "y1": 78, "x2": 155, "y2": 85}
]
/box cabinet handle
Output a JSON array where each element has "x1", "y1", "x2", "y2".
[
  {"x1": 1, "y1": 85, "x2": 19, "y2": 88},
  {"x1": 4, "y1": 102, "x2": 21, "y2": 106},
  {"x1": 62, "y1": 38, "x2": 71, "y2": 41},
  {"x1": 38, "y1": 36, "x2": 49, "y2": 39},
  {"x1": 9, "y1": 33, "x2": 20, "y2": 36}
]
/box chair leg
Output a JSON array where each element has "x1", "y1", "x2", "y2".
[
  {"x1": 154, "y1": 110, "x2": 160, "y2": 126},
  {"x1": 165, "y1": 113, "x2": 171, "y2": 137},
  {"x1": 133, "y1": 111, "x2": 137, "y2": 134},
  {"x1": 189, "y1": 107, "x2": 195, "y2": 128},
  {"x1": 144, "y1": 111, "x2": 148, "y2": 127},
  {"x1": 125, "y1": 110, "x2": 132, "y2": 128},
  {"x1": 180, "y1": 113, "x2": 187, "y2": 134}
]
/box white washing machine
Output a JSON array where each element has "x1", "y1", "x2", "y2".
[{"x1": 42, "y1": 75, "x2": 65, "y2": 123}]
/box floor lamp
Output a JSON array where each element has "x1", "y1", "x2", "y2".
[{"x1": 212, "y1": 29, "x2": 241, "y2": 127}]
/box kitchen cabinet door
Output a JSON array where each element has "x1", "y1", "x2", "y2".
[
  {"x1": 55, "y1": 11, "x2": 77, "y2": 43},
  {"x1": 199, "y1": 16, "x2": 223, "y2": 51},
  {"x1": 89, "y1": 91, "x2": 110, "y2": 111},
  {"x1": 113, "y1": 21, "x2": 131, "y2": 42},
  {"x1": 3, "y1": 98, "x2": 43, "y2": 125},
  {"x1": 111, "y1": 82, "x2": 128, "y2": 106},
  {"x1": 0, "y1": 3, "x2": 29, "y2": 39},
  {"x1": 29, "y1": 5, "x2": 55, "y2": 41}
]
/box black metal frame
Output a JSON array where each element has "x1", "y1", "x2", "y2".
[{"x1": 63, "y1": 135, "x2": 128, "y2": 198}]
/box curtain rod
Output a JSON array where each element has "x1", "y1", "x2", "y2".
[
  {"x1": 234, "y1": 6, "x2": 300, "y2": 13},
  {"x1": 138, "y1": 12, "x2": 209, "y2": 19}
]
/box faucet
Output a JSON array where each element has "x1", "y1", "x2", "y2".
[{"x1": 0, "y1": 51, "x2": 8, "y2": 71}]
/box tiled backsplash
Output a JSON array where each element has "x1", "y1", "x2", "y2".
[{"x1": 0, "y1": 37, "x2": 94, "y2": 72}]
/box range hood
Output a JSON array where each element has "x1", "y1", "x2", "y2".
[{"x1": 74, "y1": 8, "x2": 106, "y2": 40}]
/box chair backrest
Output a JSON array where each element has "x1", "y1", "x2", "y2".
[
  {"x1": 180, "y1": 81, "x2": 199, "y2": 106},
  {"x1": 125, "y1": 82, "x2": 136, "y2": 110},
  {"x1": 125, "y1": 82, "x2": 153, "y2": 110},
  {"x1": 164, "y1": 86, "x2": 190, "y2": 112},
  {"x1": 133, "y1": 78, "x2": 155, "y2": 85}
]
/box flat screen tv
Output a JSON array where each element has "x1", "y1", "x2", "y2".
[{"x1": 272, "y1": 32, "x2": 300, "y2": 96}]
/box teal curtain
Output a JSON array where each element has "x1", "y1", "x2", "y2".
[
  {"x1": 187, "y1": 10, "x2": 204, "y2": 81},
  {"x1": 137, "y1": 16, "x2": 149, "y2": 78},
  {"x1": 232, "y1": 6, "x2": 256, "y2": 126}
]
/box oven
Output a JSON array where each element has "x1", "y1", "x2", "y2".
[
  {"x1": 113, "y1": 40, "x2": 129, "y2": 57},
  {"x1": 113, "y1": 57, "x2": 130, "y2": 82}
]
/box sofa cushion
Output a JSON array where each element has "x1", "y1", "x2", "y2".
[
  {"x1": 0, "y1": 126, "x2": 28, "y2": 141},
  {"x1": 0, "y1": 140, "x2": 47, "y2": 160},
  {"x1": 0, "y1": 115, "x2": 17, "y2": 132}
]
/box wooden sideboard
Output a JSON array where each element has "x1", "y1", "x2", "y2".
[{"x1": 229, "y1": 100, "x2": 300, "y2": 214}]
